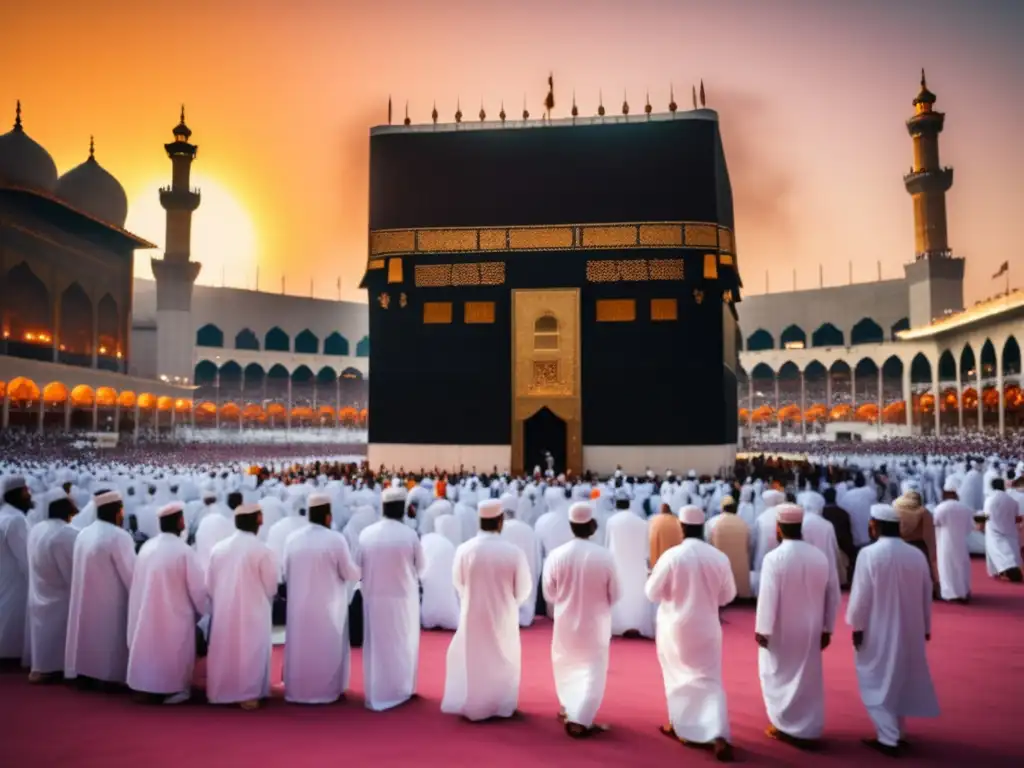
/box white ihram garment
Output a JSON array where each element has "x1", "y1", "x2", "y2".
[
  {"x1": 26, "y1": 518, "x2": 78, "y2": 673},
  {"x1": 932, "y1": 499, "x2": 974, "y2": 600},
  {"x1": 755, "y1": 540, "x2": 835, "y2": 739},
  {"x1": 194, "y1": 512, "x2": 234, "y2": 574},
  {"x1": 441, "y1": 531, "x2": 531, "y2": 721},
  {"x1": 501, "y1": 518, "x2": 541, "y2": 627},
  {"x1": 283, "y1": 524, "x2": 361, "y2": 704},
  {"x1": 983, "y1": 491, "x2": 1022, "y2": 576},
  {"x1": 266, "y1": 515, "x2": 308, "y2": 581},
  {"x1": 646, "y1": 538, "x2": 736, "y2": 743},
  {"x1": 127, "y1": 533, "x2": 209, "y2": 694},
  {"x1": 0, "y1": 504, "x2": 29, "y2": 659},
  {"x1": 846, "y1": 537, "x2": 939, "y2": 747},
  {"x1": 420, "y1": 532, "x2": 460, "y2": 631},
  {"x1": 357, "y1": 518, "x2": 426, "y2": 711},
  {"x1": 605, "y1": 509, "x2": 655, "y2": 637},
  {"x1": 64, "y1": 520, "x2": 136, "y2": 682},
  {"x1": 205, "y1": 531, "x2": 278, "y2": 704},
  {"x1": 542, "y1": 538, "x2": 620, "y2": 727}
]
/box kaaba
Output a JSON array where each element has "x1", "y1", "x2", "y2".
[{"x1": 360, "y1": 108, "x2": 742, "y2": 476}]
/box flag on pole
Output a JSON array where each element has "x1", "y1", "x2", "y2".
[{"x1": 993, "y1": 261, "x2": 1009, "y2": 279}]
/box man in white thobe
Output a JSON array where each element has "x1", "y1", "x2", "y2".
[
  {"x1": 205, "y1": 503, "x2": 278, "y2": 709},
  {"x1": 127, "y1": 502, "x2": 209, "y2": 704},
  {"x1": 358, "y1": 486, "x2": 426, "y2": 711},
  {"x1": 441, "y1": 498, "x2": 531, "y2": 722},
  {"x1": 499, "y1": 492, "x2": 541, "y2": 627},
  {"x1": 932, "y1": 477, "x2": 974, "y2": 601},
  {"x1": 283, "y1": 494, "x2": 361, "y2": 704},
  {"x1": 982, "y1": 485, "x2": 1023, "y2": 582},
  {"x1": 0, "y1": 475, "x2": 31, "y2": 666},
  {"x1": 755, "y1": 504, "x2": 837, "y2": 747},
  {"x1": 65, "y1": 490, "x2": 136, "y2": 686},
  {"x1": 605, "y1": 487, "x2": 655, "y2": 637},
  {"x1": 194, "y1": 491, "x2": 237, "y2": 574},
  {"x1": 751, "y1": 489, "x2": 785, "y2": 596},
  {"x1": 646, "y1": 505, "x2": 736, "y2": 762},
  {"x1": 543, "y1": 501, "x2": 620, "y2": 737},
  {"x1": 420, "y1": 516, "x2": 460, "y2": 631},
  {"x1": 847, "y1": 504, "x2": 939, "y2": 757},
  {"x1": 26, "y1": 493, "x2": 79, "y2": 681}
]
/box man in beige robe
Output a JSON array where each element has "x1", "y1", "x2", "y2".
[
  {"x1": 709, "y1": 496, "x2": 752, "y2": 600},
  {"x1": 649, "y1": 502, "x2": 683, "y2": 569}
]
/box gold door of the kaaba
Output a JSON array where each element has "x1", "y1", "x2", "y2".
[{"x1": 511, "y1": 289, "x2": 583, "y2": 475}]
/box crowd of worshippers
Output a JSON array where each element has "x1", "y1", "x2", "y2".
[
  {"x1": 0, "y1": 427, "x2": 365, "y2": 467},
  {"x1": 1, "y1": 456, "x2": 1022, "y2": 764},
  {"x1": 750, "y1": 431, "x2": 1024, "y2": 459}
]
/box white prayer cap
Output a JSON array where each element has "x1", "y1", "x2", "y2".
[
  {"x1": 775, "y1": 504, "x2": 804, "y2": 525},
  {"x1": 308, "y1": 493, "x2": 331, "y2": 508},
  {"x1": 157, "y1": 501, "x2": 184, "y2": 518},
  {"x1": 762, "y1": 489, "x2": 785, "y2": 508},
  {"x1": 677, "y1": 505, "x2": 705, "y2": 525},
  {"x1": 614, "y1": 469, "x2": 623, "y2": 479},
  {"x1": 568, "y1": 501, "x2": 593, "y2": 524},
  {"x1": 94, "y1": 490, "x2": 122, "y2": 507},
  {"x1": 381, "y1": 487, "x2": 407, "y2": 504},
  {"x1": 499, "y1": 493, "x2": 518, "y2": 513},
  {"x1": 870, "y1": 504, "x2": 900, "y2": 523},
  {"x1": 943, "y1": 476, "x2": 961, "y2": 493},
  {"x1": 614, "y1": 487, "x2": 630, "y2": 502},
  {"x1": 688, "y1": 469, "x2": 697, "y2": 478},
  {"x1": 478, "y1": 499, "x2": 503, "y2": 519},
  {"x1": 235, "y1": 502, "x2": 261, "y2": 517},
  {"x1": 2, "y1": 475, "x2": 26, "y2": 494}
]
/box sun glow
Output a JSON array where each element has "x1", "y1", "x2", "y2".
[{"x1": 126, "y1": 175, "x2": 258, "y2": 287}]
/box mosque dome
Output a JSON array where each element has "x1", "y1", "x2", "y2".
[
  {"x1": 56, "y1": 138, "x2": 129, "y2": 228},
  {"x1": 0, "y1": 101, "x2": 59, "y2": 192}
]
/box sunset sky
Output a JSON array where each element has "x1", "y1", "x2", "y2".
[{"x1": 3, "y1": 0, "x2": 1022, "y2": 303}]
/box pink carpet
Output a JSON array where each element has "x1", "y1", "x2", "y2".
[{"x1": 2, "y1": 559, "x2": 1021, "y2": 767}]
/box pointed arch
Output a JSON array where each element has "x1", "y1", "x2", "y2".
[
  {"x1": 910, "y1": 352, "x2": 932, "y2": 385},
  {"x1": 292, "y1": 365, "x2": 313, "y2": 383},
  {"x1": 340, "y1": 367, "x2": 363, "y2": 380},
  {"x1": 850, "y1": 317, "x2": 884, "y2": 345},
  {"x1": 811, "y1": 322, "x2": 844, "y2": 348},
  {"x1": 980, "y1": 339, "x2": 997, "y2": 377},
  {"x1": 804, "y1": 360, "x2": 827, "y2": 379},
  {"x1": 96, "y1": 294, "x2": 120, "y2": 359},
  {"x1": 780, "y1": 325, "x2": 807, "y2": 349},
  {"x1": 778, "y1": 361, "x2": 800, "y2": 381},
  {"x1": 219, "y1": 361, "x2": 242, "y2": 386},
  {"x1": 937, "y1": 350, "x2": 956, "y2": 383},
  {"x1": 196, "y1": 324, "x2": 223, "y2": 348},
  {"x1": 267, "y1": 363, "x2": 290, "y2": 380},
  {"x1": 265, "y1": 326, "x2": 290, "y2": 352},
  {"x1": 58, "y1": 283, "x2": 93, "y2": 359},
  {"x1": 324, "y1": 332, "x2": 349, "y2": 356},
  {"x1": 854, "y1": 357, "x2": 879, "y2": 377},
  {"x1": 746, "y1": 328, "x2": 774, "y2": 352},
  {"x1": 890, "y1": 317, "x2": 910, "y2": 340},
  {"x1": 316, "y1": 366, "x2": 337, "y2": 385},
  {"x1": 3, "y1": 262, "x2": 51, "y2": 358},
  {"x1": 235, "y1": 328, "x2": 260, "y2": 351},
  {"x1": 356, "y1": 335, "x2": 370, "y2": 357},
  {"x1": 243, "y1": 363, "x2": 265, "y2": 389},
  {"x1": 193, "y1": 360, "x2": 218, "y2": 386},
  {"x1": 295, "y1": 329, "x2": 319, "y2": 355},
  {"x1": 750, "y1": 362, "x2": 774, "y2": 380},
  {"x1": 1003, "y1": 336, "x2": 1021, "y2": 378},
  {"x1": 959, "y1": 344, "x2": 976, "y2": 383}
]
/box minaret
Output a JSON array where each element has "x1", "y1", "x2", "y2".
[
  {"x1": 152, "y1": 106, "x2": 202, "y2": 382},
  {"x1": 902, "y1": 72, "x2": 964, "y2": 328}
]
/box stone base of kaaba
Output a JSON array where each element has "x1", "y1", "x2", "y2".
[{"x1": 368, "y1": 442, "x2": 737, "y2": 478}]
